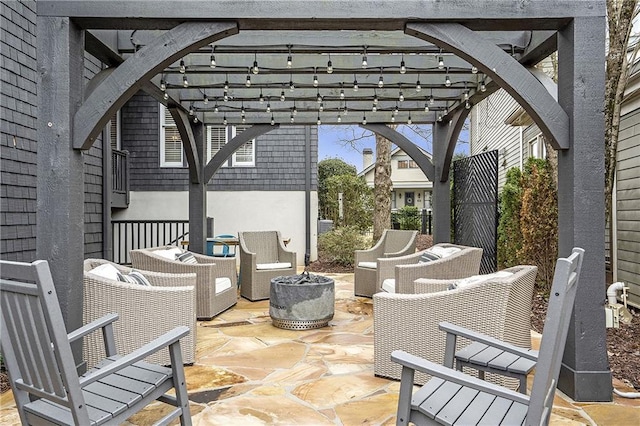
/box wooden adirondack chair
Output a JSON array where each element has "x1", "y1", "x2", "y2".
[
  {"x1": 391, "y1": 247, "x2": 584, "y2": 426},
  {"x1": 0, "y1": 259, "x2": 192, "y2": 425}
]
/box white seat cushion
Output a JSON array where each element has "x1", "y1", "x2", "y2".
[
  {"x1": 450, "y1": 270, "x2": 514, "y2": 290},
  {"x1": 155, "y1": 247, "x2": 183, "y2": 260},
  {"x1": 256, "y1": 262, "x2": 292, "y2": 270},
  {"x1": 428, "y1": 246, "x2": 462, "y2": 258},
  {"x1": 215, "y1": 277, "x2": 233, "y2": 293},
  {"x1": 87, "y1": 263, "x2": 121, "y2": 281},
  {"x1": 382, "y1": 278, "x2": 396, "y2": 293},
  {"x1": 357, "y1": 261, "x2": 377, "y2": 269}
]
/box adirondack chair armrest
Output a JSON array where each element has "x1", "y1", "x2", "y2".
[
  {"x1": 391, "y1": 350, "x2": 530, "y2": 405},
  {"x1": 68, "y1": 313, "x2": 119, "y2": 344},
  {"x1": 439, "y1": 321, "x2": 539, "y2": 361},
  {"x1": 79, "y1": 326, "x2": 190, "y2": 387}
]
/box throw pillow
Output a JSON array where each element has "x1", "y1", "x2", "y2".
[
  {"x1": 155, "y1": 247, "x2": 183, "y2": 260},
  {"x1": 116, "y1": 271, "x2": 152, "y2": 286},
  {"x1": 418, "y1": 250, "x2": 441, "y2": 263},
  {"x1": 448, "y1": 270, "x2": 514, "y2": 290},
  {"x1": 429, "y1": 245, "x2": 462, "y2": 258},
  {"x1": 176, "y1": 251, "x2": 198, "y2": 264}
]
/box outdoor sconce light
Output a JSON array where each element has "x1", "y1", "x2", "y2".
[{"x1": 398, "y1": 193, "x2": 402, "y2": 199}]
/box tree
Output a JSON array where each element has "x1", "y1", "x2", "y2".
[
  {"x1": 605, "y1": 0, "x2": 639, "y2": 225},
  {"x1": 372, "y1": 130, "x2": 392, "y2": 242},
  {"x1": 317, "y1": 158, "x2": 357, "y2": 219},
  {"x1": 323, "y1": 174, "x2": 373, "y2": 231}
]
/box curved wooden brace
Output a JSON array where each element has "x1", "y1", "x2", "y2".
[
  {"x1": 406, "y1": 22, "x2": 569, "y2": 150},
  {"x1": 74, "y1": 21, "x2": 238, "y2": 150},
  {"x1": 204, "y1": 124, "x2": 279, "y2": 183},
  {"x1": 360, "y1": 123, "x2": 435, "y2": 182},
  {"x1": 439, "y1": 108, "x2": 471, "y2": 182},
  {"x1": 170, "y1": 107, "x2": 201, "y2": 184}
]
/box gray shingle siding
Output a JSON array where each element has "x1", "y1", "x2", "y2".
[
  {"x1": 1, "y1": 0, "x2": 37, "y2": 262},
  {"x1": 121, "y1": 92, "x2": 318, "y2": 192}
]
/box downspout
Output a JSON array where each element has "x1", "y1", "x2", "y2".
[
  {"x1": 305, "y1": 126, "x2": 311, "y2": 261},
  {"x1": 519, "y1": 127, "x2": 524, "y2": 170},
  {"x1": 102, "y1": 119, "x2": 113, "y2": 261},
  {"x1": 612, "y1": 173, "x2": 618, "y2": 282}
]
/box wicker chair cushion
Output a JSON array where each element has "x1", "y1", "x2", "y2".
[
  {"x1": 256, "y1": 262, "x2": 292, "y2": 270},
  {"x1": 428, "y1": 246, "x2": 461, "y2": 258},
  {"x1": 418, "y1": 251, "x2": 441, "y2": 263},
  {"x1": 357, "y1": 261, "x2": 377, "y2": 269},
  {"x1": 215, "y1": 277, "x2": 232, "y2": 293},
  {"x1": 449, "y1": 270, "x2": 514, "y2": 290},
  {"x1": 155, "y1": 247, "x2": 183, "y2": 259},
  {"x1": 87, "y1": 263, "x2": 121, "y2": 281},
  {"x1": 382, "y1": 278, "x2": 396, "y2": 293}
]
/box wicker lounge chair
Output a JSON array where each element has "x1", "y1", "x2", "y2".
[
  {"x1": 238, "y1": 230, "x2": 297, "y2": 301},
  {"x1": 354, "y1": 229, "x2": 418, "y2": 297},
  {"x1": 373, "y1": 265, "x2": 537, "y2": 384},
  {"x1": 83, "y1": 259, "x2": 196, "y2": 368},
  {"x1": 376, "y1": 243, "x2": 483, "y2": 294},
  {"x1": 130, "y1": 245, "x2": 237, "y2": 320}
]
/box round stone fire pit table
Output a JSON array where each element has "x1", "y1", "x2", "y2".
[{"x1": 269, "y1": 273, "x2": 335, "y2": 330}]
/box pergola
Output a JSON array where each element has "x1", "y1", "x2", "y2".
[{"x1": 36, "y1": 0, "x2": 609, "y2": 401}]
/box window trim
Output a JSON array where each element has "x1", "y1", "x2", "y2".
[
  {"x1": 231, "y1": 126, "x2": 256, "y2": 167},
  {"x1": 159, "y1": 104, "x2": 184, "y2": 168}
]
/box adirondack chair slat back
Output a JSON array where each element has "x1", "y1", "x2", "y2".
[
  {"x1": 0, "y1": 260, "x2": 86, "y2": 417},
  {"x1": 526, "y1": 248, "x2": 584, "y2": 425}
]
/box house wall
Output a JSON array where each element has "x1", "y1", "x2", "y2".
[
  {"x1": 616, "y1": 108, "x2": 640, "y2": 307},
  {"x1": 470, "y1": 89, "x2": 522, "y2": 189}
]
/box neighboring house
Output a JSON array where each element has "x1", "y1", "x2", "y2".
[
  {"x1": 358, "y1": 147, "x2": 433, "y2": 211},
  {"x1": 0, "y1": 2, "x2": 318, "y2": 266},
  {"x1": 470, "y1": 81, "x2": 640, "y2": 308}
]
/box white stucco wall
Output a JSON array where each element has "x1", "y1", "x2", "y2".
[{"x1": 113, "y1": 191, "x2": 318, "y2": 265}]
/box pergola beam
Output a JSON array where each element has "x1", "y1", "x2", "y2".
[
  {"x1": 171, "y1": 107, "x2": 202, "y2": 184},
  {"x1": 73, "y1": 21, "x2": 238, "y2": 150}
]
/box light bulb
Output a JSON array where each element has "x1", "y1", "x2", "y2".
[
  {"x1": 182, "y1": 75, "x2": 188, "y2": 87},
  {"x1": 353, "y1": 79, "x2": 358, "y2": 91},
  {"x1": 317, "y1": 92, "x2": 322, "y2": 103},
  {"x1": 193, "y1": 116, "x2": 198, "y2": 123},
  {"x1": 337, "y1": 114, "x2": 342, "y2": 123},
  {"x1": 429, "y1": 95, "x2": 435, "y2": 105},
  {"x1": 271, "y1": 115, "x2": 275, "y2": 125},
  {"x1": 399, "y1": 91, "x2": 404, "y2": 102},
  {"x1": 372, "y1": 104, "x2": 377, "y2": 112},
  {"x1": 313, "y1": 74, "x2": 319, "y2": 87},
  {"x1": 286, "y1": 55, "x2": 292, "y2": 68},
  {"x1": 465, "y1": 100, "x2": 471, "y2": 109},
  {"x1": 437, "y1": 56, "x2": 444, "y2": 69},
  {"x1": 160, "y1": 79, "x2": 166, "y2": 91},
  {"x1": 280, "y1": 91, "x2": 286, "y2": 102},
  {"x1": 241, "y1": 106, "x2": 245, "y2": 116},
  {"x1": 394, "y1": 106, "x2": 399, "y2": 116},
  {"x1": 424, "y1": 103, "x2": 429, "y2": 112},
  {"x1": 293, "y1": 106, "x2": 297, "y2": 116},
  {"x1": 242, "y1": 116, "x2": 246, "y2": 124},
  {"x1": 317, "y1": 115, "x2": 321, "y2": 125},
  {"x1": 416, "y1": 80, "x2": 422, "y2": 92},
  {"x1": 463, "y1": 90, "x2": 469, "y2": 100},
  {"x1": 223, "y1": 115, "x2": 227, "y2": 125},
  {"x1": 245, "y1": 75, "x2": 251, "y2": 87},
  {"x1": 327, "y1": 60, "x2": 333, "y2": 74},
  {"x1": 289, "y1": 80, "x2": 295, "y2": 91},
  {"x1": 252, "y1": 60, "x2": 259, "y2": 75},
  {"x1": 362, "y1": 55, "x2": 367, "y2": 68},
  {"x1": 290, "y1": 114, "x2": 295, "y2": 123},
  {"x1": 319, "y1": 103, "x2": 324, "y2": 112},
  {"x1": 373, "y1": 95, "x2": 378, "y2": 105},
  {"x1": 189, "y1": 106, "x2": 194, "y2": 115},
  {"x1": 224, "y1": 80, "x2": 229, "y2": 91},
  {"x1": 471, "y1": 65, "x2": 478, "y2": 74},
  {"x1": 400, "y1": 59, "x2": 406, "y2": 74},
  {"x1": 391, "y1": 115, "x2": 395, "y2": 123},
  {"x1": 214, "y1": 105, "x2": 219, "y2": 113},
  {"x1": 163, "y1": 92, "x2": 168, "y2": 100},
  {"x1": 266, "y1": 102, "x2": 271, "y2": 113},
  {"x1": 340, "y1": 88, "x2": 345, "y2": 99},
  {"x1": 437, "y1": 114, "x2": 442, "y2": 122},
  {"x1": 210, "y1": 54, "x2": 216, "y2": 68},
  {"x1": 480, "y1": 81, "x2": 486, "y2": 92},
  {"x1": 407, "y1": 115, "x2": 412, "y2": 125},
  {"x1": 362, "y1": 115, "x2": 367, "y2": 125},
  {"x1": 179, "y1": 59, "x2": 186, "y2": 73},
  {"x1": 445, "y1": 75, "x2": 451, "y2": 87},
  {"x1": 259, "y1": 92, "x2": 265, "y2": 104},
  {"x1": 203, "y1": 95, "x2": 208, "y2": 105},
  {"x1": 343, "y1": 105, "x2": 348, "y2": 115},
  {"x1": 223, "y1": 92, "x2": 228, "y2": 102},
  {"x1": 378, "y1": 76, "x2": 384, "y2": 88}
]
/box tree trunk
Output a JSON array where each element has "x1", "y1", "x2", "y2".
[{"x1": 372, "y1": 129, "x2": 392, "y2": 242}]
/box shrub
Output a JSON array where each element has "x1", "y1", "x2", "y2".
[
  {"x1": 318, "y1": 226, "x2": 370, "y2": 266},
  {"x1": 396, "y1": 206, "x2": 421, "y2": 230},
  {"x1": 497, "y1": 167, "x2": 523, "y2": 268},
  {"x1": 318, "y1": 158, "x2": 357, "y2": 219},
  {"x1": 323, "y1": 174, "x2": 373, "y2": 231}
]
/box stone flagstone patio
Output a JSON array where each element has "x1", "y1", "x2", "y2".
[{"x1": 1, "y1": 272, "x2": 638, "y2": 425}]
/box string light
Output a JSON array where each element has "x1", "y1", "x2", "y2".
[
  {"x1": 223, "y1": 115, "x2": 227, "y2": 125},
  {"x1": 266, "y1": 98, "x2": 271, "y2": 113},
  {"x1": 209, "y1": 46, "x2": 216, "y2": 68},
  {"x1": 471, "y1": 65, "x2": 478, "y2": 74},
  {"x1": 319, "y1": 102, "x2": 324, "y2": 112},
  {"x1": 407, "y1": 114, "x2": 412, "y2": 125},
  {"x1": 445, "y1": 69, "x2": 451, "y2": 87},
  {"x1": 163, "y1": 92, "x2": 168, "y2": 100},
  {"x1": 223, "y1": 92, "x2": 228, "y2": 102},
  {"x1": 394, "y1": 104, "x2": 399, "y2": 116},
  {"x1": 398, "y1": 87, "x2": 404, "y2": 102},
  {"x1": 241, "y1": 104, "x2": 246, "y2": 117},
  {"x1": 362, "y1": 114, "x2": 367, "y2": 125},
  {"x1": 317, "y1": 91, "x2": 322, "y2": 103},
  {"x1": 189, "y1": 104, "x2": 194, "y2": 115},
  {"x1": 465, "y1": 100, "x2": 471, "y2": 109},
  {"x1": 252, "y1": 53, "x2": 259, "y2": 74},
  {"x1": 353, "y1": 75, "x2": 358, "y2": 92},
  {"x1": 182, "y1": 74, "x2": 189, "y2": 87},
  {"x1": 286, "y1": 45, "x2": 292, "y2": 68},
  {"x1": 362, "y1": 46, "x2": 368, "y2": 68},
  {"x1": 280, "y1": 90, "x2": 286, "y2": 102},
  {"x1": 391, "y1": 114, "x2": 395, "y2": 123},
  {"x1": 160, "y1": 78, "x2": 166, "y2": 91},
  {"x1": 271, "y1": 114, "x2": 275, "y2": 125},
  {"x1": 480, "y1": 80, "x2": 486, "y2": 92},
  {"x1": 372, "y1": 103, "x2": 377, "y2": 112},
  {"x1": 179, "y1": 59, "x2": 186, "y2": 73},
  {"x1": 400, "y1": 54, "x2": 406, "y2": 74},
  {"x1": 340, "y1": 86, "x2": 345, "y2": 99},
  {"x1": 429, "y1": 90, "x2": 435, "y2": 105},
  {"x1": 242, "y1": 116, "x2": 246, "y2": 124},
  {"x1": 224, "y1": 78, "x2": 229, "y2": 91},
  {"x1": 313, "y1": 68, "x2": 319, "y2": 87},
  {"x1": 378, "y1": 68, "x2": 384, "y2": 88},
  {"x1": 213, "y1": 104, "x2": 219, "y2": 113},
  {"x1": 317, "y1": 114, "x2": 322, "y2": 125},
  {"x1": 327, "y1": 54, "x2": 333, "y2": 74},
  {"x1": 290, "y1": 113, "x2": 295, "y2": 123},
  {"x1": 337, "y1": 114, "x2": 342, "y2": 123},
  {"x1": 193, "y1": 115, "x2": 198, "y2": 123},
  {"x1": 289, "y1": 74, "x2": 295, "y2": 91},
  {"x1": 203, "y1": 93, "x2": 208, "y2": 105},
  {"x1": 437, "y1": 53, "x2": 444, "y2": 69},
  {"x1": 424, "y1": 101, "x2": 429, "y2": 112},
  {"x1": 293, "y1": 102, "x2": 298, "y2": 116},
  {"x1": 437, "y1": 114, "x2": 443, "y2": 122},
  {"x1": 373, "y1": 90, "x2": 379, "y2": 105},
  {"x1": 245, "y1": 73, "x2": 251, "y2": 87},
  {"x1": 416, "y1": 75, "x2": 422, "y2": 92},
  {"x1": 259, "y1": 90, "x2": 265, "y2": 104},
  {"x1": 343, "y1": 101, "x2": 348, "y2": 115}
]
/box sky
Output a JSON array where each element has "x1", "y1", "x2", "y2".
[{"x1": 318, "y1": 123, "x2": 470, "y2": 172}]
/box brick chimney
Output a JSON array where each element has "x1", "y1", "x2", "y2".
[{"x1": 363, "y1": 148, "x2": 374, "y2": 169}]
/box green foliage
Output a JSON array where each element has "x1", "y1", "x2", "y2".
[
  {"x1": 497, "y1": 167, "x2": 523, "y2": 268},
  {"x1": 323, "y1": 174, "x2": 373, "y2": 231},
  {"x1": 318, "y1": 158, "x2": 357, "y2": 219},
  {"x1": 318, "y1": 226, "x2": 370, "y2": 266},
  {"x1": 518, "y1": 158, "x2": 558, "y2": 292},
  {"x1": 395, "y1": 206, "x2": 421, "y2": 230}
]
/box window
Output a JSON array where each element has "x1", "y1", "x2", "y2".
[
  {"x1": 109, "y1": 110, "x2": 121, "y2": 151},
  {"x1": 207, "y1": 125, "x2": 227, "y2": 163},
  {"x1": 397, "y1": 159, "x2": 418, "y2": 169},
  {"x1": 159, "y1": 105, "x2": 184, "y2": 167},
  {"x1": 206, "y1": 125, "x2": 255, "y2": 167},
  {"x1": 391, "y1": 191, "x2": 397, "y2": 209},
  {"x1": 231, "y1": 126, "x2": 255, "y2": 166},
  {"x1": 529, "y1": 135, "x2": 547, "y2": 159}
]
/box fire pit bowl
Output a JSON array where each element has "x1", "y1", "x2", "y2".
[{"x1": 269, "y1": 273, "x2": 335, "y2": 330}]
